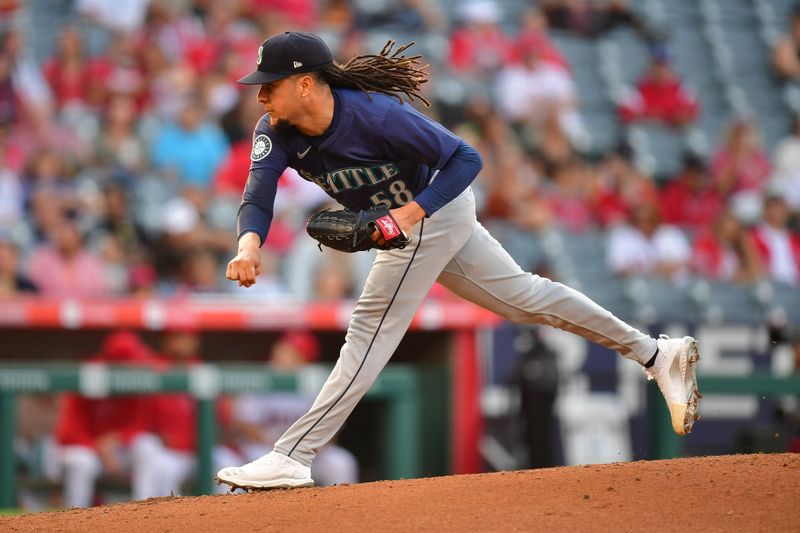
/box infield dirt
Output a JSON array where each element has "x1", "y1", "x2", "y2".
[{"x1": 2, "y1": 453, "x2": 798, "y2": 532}]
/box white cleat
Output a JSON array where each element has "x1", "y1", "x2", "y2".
[
  {"x1": 644, "y1": 335, "x2": 702, "y2": 436},
  {"x1": 216, "y1": 451, "x2": 314, "y2": 490}
]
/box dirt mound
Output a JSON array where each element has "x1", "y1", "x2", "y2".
[{"x1": 2, "y1": 453, "x2": 798, "y2": 532}]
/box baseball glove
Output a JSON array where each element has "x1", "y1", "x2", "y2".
[{"x1": 306, "y1": 208, "x2": 411, "y2": 252}]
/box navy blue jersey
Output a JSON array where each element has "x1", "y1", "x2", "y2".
[{"x1": 238, "y1": 88, "x2": 480, "y2": 243}]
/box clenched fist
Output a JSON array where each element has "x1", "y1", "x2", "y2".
[{"x1": 226, "y1": 232, "x2": 262, "y2": 287}]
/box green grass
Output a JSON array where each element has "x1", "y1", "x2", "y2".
[{"x1": 0, "y1": 509, "x2": 26, "y2": 516}]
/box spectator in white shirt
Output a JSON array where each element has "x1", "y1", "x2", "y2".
[
  {"x1": 607, "y1": 202, "x2": 691, "y2": 283},
  {"x1": 752, "y1": 194, "x2": 800, "y2": 286},
  {"x1": 0, "y1": 163, "x2": 21, "y2": 226},
  {"x1": 76, "y1": 0, "x2": 150, "y2": 34},
  {"x1": 495, "y1": 46, "x2": 584, "y2": 144},
  {"x1": 772, "y1": 114, "x2": 800, "y2": 213}
]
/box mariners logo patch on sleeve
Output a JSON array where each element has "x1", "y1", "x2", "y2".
[{"x1": 251, "y1": 134, "x2": 272, "y2": 161}]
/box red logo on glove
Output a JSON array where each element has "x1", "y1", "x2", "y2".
[{"x1": 376, "y1": 215, "x2": 401, "y2": 239}]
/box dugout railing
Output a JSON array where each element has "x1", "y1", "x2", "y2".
[
  {"x1": 0, "y1": 363, "x2": 422, "y2": 508},
  {"x1": 0, "y1": 297, "x2": 502, "y2": 509}
]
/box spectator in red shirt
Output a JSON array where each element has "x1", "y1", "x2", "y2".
[
  {"x1": 751, "y1": 194, "x2": 800, "y2": 286},
  {"x1": 710, "y1": 118, "x2": 772, "y2": 196},
  {"x1": 541, "y1": 159, "x2": 594, "y2": 233},
  {"x1": 660, "y1": 154, "x2": 724, "y2": 233},
  {"x1": 618, "y1": 47, "x2": 699, "y2": 128},
  {"x1": 592, "y1": 144, "x2": 659, "y2": 228},
  {"x1": 55, "y1": 331, "x2": 166, "y2": 507},
  {"x1": 102, "y1": 34, "x2": 146, "y2": 108},
  {"x1": 448, "y1": 0, "x2": 514, "y2": 78},
  {"x1": 513, "y1": 7, "x2": 570, "y2": 72},
  {"x1": 43, "y1": 26, "x2": 112, "y2": 111},
  {"x1": 691, "y1": 210, "x2": 763, "y2": 283}
]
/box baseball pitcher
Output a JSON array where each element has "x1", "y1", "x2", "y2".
[{"x1": 217, "y1": 32, "x2": 701, "y2": 490}]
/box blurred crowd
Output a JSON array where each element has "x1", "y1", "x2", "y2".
[{"x1": 0, "y1": 0, "x2": 798, "y2": 306}]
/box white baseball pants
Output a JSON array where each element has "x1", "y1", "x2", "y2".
[{"x1": 273, "y1": 187, "x2": 657, "y2": 466}]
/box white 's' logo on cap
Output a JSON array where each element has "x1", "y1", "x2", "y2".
[
  {"x1": 293, "y1": 61, "x2": 303, "y2": 68},
  {"x1": 257, "y1": 45, "x2": 263, "y2": 65}
]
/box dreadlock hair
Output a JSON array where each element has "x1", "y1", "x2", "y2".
[{"x1": 317, "y1": 40, "x2": 431, "y2": 108}]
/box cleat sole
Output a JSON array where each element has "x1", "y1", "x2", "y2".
[
  {"x1": 215, "y1": 475, "x2": 313, "y2": 492},
  {"x1": 682, "y1": 339, "x2": 701, "y2": 435}
]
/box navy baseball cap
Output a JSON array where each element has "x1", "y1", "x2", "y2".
[{"x1": 238, "y1": 32, "x2": 333, "y2": 85}]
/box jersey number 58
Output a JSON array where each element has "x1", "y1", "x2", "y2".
[{"x1": 369, "y1": 180, "x2": 413, "y2": 208}]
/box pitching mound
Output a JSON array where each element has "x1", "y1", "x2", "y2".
[{"x1": 3, "y1": 453, "x2": 798, "y2": 532}]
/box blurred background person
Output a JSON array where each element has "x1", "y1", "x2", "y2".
[
  {"x1": 690, "y1": 210, "x2": 764, "y2": 284},
  {"x1": 0, "y1": 28, "x2": 53, "y2": 125},
  {"x1": 43, "y1": 25, "x2": 111, "y2": 114},
  {"x1": 54, "y1": 331, "x2": 168, "y2": 508},
  {"x1": 771, "y1": 113, "x2": 800, "y2": 215},
  {"x1": 591, "y1": 143, "x2": 658, "y2": 229},
  {"x1": 354, "y1": 0, "x2": 444, "y2": 34},
  {"x1": 513, "y1": 326, "x2": 559, "y2": 469},
  {"x1": 0, "y1": 234, "x2": 37, "y2": 297},
  {"x1": 148, "y1": 325, "x2": 243, "y2": 496},
  {"x1": 617, "y1": 46, "x2": 699, "y2": 128},
  {"x1": 772, "y1": 4, "x2": 800, "y2": 82},
  {"x1": 711, "y1": 118, "x2": 771, "y2": 198},
  {"x1": 91, "y1": 95, "x2": 148, "y2": 177},
  {"x1": 495, "y1": 45, "x2": 584, "y2": 149},
  {"x1": 150, "y1": 96, "x2": 229, "y2": 189},
  {"x1": 26, "y1": 218, "x2": 110, "y2": 298},
  {"x1": 313, "y1": 256, "x2": 355, "y2": 302},
  {"x1": 513, "y1": 6, "x2": 569, "y2": 72},
  {"x1": 541, "y1": 0, "x2": 660, "y2": 43},
  {"x1": 539, "y1": 159, "x2": 595, "y2": 234},
  {"x1": 0, "y1": 138, "x2": 22, "y2": 227},
  {"x1": 607, "y1": 202, "x2": 691, "y2": 282},
  {"x1": 659, "y1": 154, "x2": 723, "y2": 234},
  {"x1": 448, "y1": 0, "x2": 513, "y2": 79},
  {"x1": 751, "y1": 193, "x2": 800, "y2": 286}
]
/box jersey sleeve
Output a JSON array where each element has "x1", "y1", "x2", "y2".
[
  {"x1": 413, "y1": 140, "x2": 482, "y2": 216},
  {"x1": 380, "y1": 101, "x2": 461, "y2": 169},
  {"x1": 237, "y1": 116, "x2": 290, "y2": 244}
]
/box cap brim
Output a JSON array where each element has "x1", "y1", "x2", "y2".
[{"x1": 237, "y1": 69, "x2": 289, "y2": 85}]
